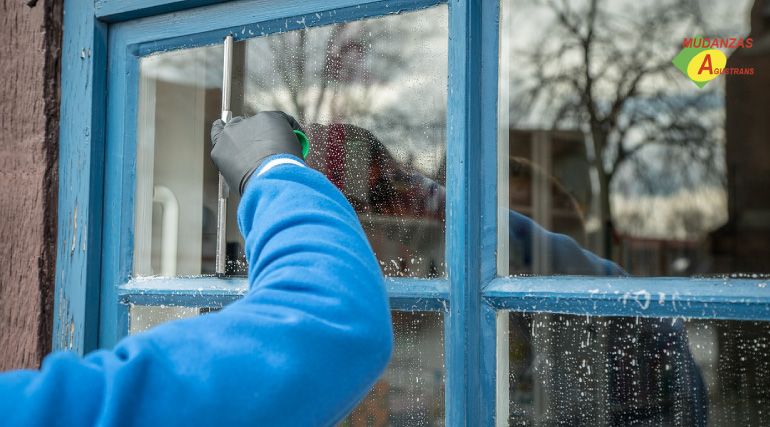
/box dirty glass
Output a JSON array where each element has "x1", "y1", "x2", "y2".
[
  {"x1": 498, "y1": 0, "x2": 770, "y2": 276},
  {"x1": 134, "y1": 5, "x2": 448, "y2": 278},
  {"x1": 129, "y1": 307, "x2": 446, "y2": 426},
  {"x1": 502, "y1": 311, "x2": 770, "y2": 426}
]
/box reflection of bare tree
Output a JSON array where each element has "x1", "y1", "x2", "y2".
[
  {"x1": 511, "y1": 0, "x2": 734, "y2": 256},
  {"x1": 245, "y1": 17, "x2": 442, "y2": 126},
  {"x1": 261, "y1": 22, "x2": 386, "y2": 123},
  {"x1": 242, "y1": 9, "x2": 448, "y2": 179}
]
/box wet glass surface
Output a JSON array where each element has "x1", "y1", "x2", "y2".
[
  {"x1": 504, "y1": 312, "x2": 770, "y2": 427},
  {"x1": 129, "y1": 307, "x2": 445, "y2": 426},
  {"x1": 134, "y1": 5, "x2": 448, "y2": 278},
  {"x1": 498, "y1": 0, "x2": 770, "y2": 276},
  {"x1": 341, "y1": 311, "x2": 445, "y2": 427}
]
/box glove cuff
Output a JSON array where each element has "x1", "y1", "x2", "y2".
[{"x1": 240, "y1": 154, "x2": 307, "y2": 195}]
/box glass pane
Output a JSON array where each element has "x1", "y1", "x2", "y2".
[
  {"x1": 503, "y1": 312, "x2": 770, "y2": 427},
  {"x1": 129, "y1": 304, "x2": 202, "y2": 334},
  {"x1": 498, "y1": 0, "x2": 770, "y2": 276},
  {"x1": 135, "y1": 45, "x2": 223, "y2": 277},
  {"x1": 342, "y1": 311, "x2": 445, "y2": 427},
  {"x1": 129, "y1": 307, "x2": 445, "y2": 426},
  {"x1": 135, "y1": 6, "x2": 448, "y2": 278}
]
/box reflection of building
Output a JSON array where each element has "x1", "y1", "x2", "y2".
[
  {"x1": 618, "y1": 237, "x2": 704, "y2": 276},
  {"x1": 508, "y1": 129, "x2": 597, "y2": 248},
  {"x1": 711, "y1": 0, "x2": 770, "y2": 274},
  {"x1": 711, "y1": 4, "x2": 770, "y2": 425}
]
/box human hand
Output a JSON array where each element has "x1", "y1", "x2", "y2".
[{"x1": 210, "y1": 111, "x2": 306, "y2": 195}]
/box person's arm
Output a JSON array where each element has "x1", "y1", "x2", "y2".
[
  {"x1": 0, "y1": 117, "x2": 393, "y2": 425},
  {"x1": 508, "y1": 210, "x2": 626, "y2": 276}
]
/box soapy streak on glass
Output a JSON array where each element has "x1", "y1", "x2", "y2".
[
  {"x1": 133, "y1": 5, "x2": 448, "y2": 279},
  {"x1": 505, "y1": 311, "x2": 770, "y2": 427}
]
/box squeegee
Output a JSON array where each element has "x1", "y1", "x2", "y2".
[{"x1": 215, "y1": 34, "x2": 309, "y2": 276}]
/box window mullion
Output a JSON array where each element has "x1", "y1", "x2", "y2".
[
  {"x1": 446, "y1": 0, "x2": 499, "y2": 425},
  {"x1": 485, "y1": 276, "x2": 770, "y2": 321}
]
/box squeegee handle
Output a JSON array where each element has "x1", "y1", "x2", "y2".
[{"x1": 216, "y1": 34, "x2": 234, "y2": 277}]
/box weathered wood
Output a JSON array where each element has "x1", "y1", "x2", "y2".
[{"x1": 0, "y1": 0, "x2": 62, "y2": 371}]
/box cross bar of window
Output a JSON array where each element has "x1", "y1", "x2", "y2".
[
  {"x1": 113, "y1": 0, "x2": 446, "y2": 57},
  {"x1": 484, "y1": 276, "x2": 770, "y2": 321},
  {"x1": 95, "y1": 0, "x2": 230, "y2": 23},
  {"x1": 119, "y1": 277, "x2": 449, "y2": 310}
]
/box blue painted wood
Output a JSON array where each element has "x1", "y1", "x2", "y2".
[
  {"x1": 95, "y1": 0, "x2": 230, "y2": 23},
  {"x1": 481, "y1": 303, "x2": 499, "y2": 427},
  {"x1": 479, "y1": 1, "x2": 500, "y2": 425},
  {"x1": 445, "y1": 0, "x2": 498, "y2": 424},
  {"x1": 478, "y1": 0, "x2": 500, "y2": 286},
  {"x1": 385, "y1": 278, "x2": 450, "y2": 311},
  {"x1": 99, "y1": 23, "x2": 142, "y2": 349},
  {"x1": 119, "y1": 277, "x2": 249, "y2": 308},
  {"x1": 115, "y1": 303, "x2": 130, "y2": 343},
  {"x1": 53, "y1": 0, "x2": 108, "y2": 355},
  {"x1": 96, "y1": 0, "x2": 447, "y2": 24},
  {"x1": 484, "y1": 276, "x2": 770, "y2": 321},
  {"x1": 113, "y1": 0, "x2": 445, "y2": 56},
  {"x1": 445, "y1": 0, "x2": 475, "y2": 416},
  {"x1": 118, "y1": 277, "x2": 449, "y2": 310}
]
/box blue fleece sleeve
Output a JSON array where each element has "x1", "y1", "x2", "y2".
[{"x1": 0, "y1": 155, "x2": 393, "y2": 426}]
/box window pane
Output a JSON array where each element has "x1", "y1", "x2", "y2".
[
  {"x1": 134, "y1": 5, "x2": 448, "y2": 278},
  {"x1": 129, "y1": 307, "x2": 445, "y2": 426},
  {"x1": 129, "y1": 304, "x2": 202, "y2": 334},
  {"x1": 135, "y1": 45, "x2": 222, "y2": 277},
  {"x1": 498, "y1": 0, "x2": 770, "y2": 276},
  {"x1": 502, "y1": 311, "x2": 769, "y2": 426},
  {"x1": 342, "y1": 311, "x2": 445, "y2": 427}
]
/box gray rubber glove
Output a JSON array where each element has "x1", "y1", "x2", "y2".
[{"x1": 210, "y1": 111, "x2": 305, "y2": 195}]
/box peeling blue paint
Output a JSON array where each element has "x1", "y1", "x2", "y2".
[{"x1": 54, "y1": 0, "x2": 107, "y2": 355}]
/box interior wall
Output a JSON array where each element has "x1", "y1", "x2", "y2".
[{"x1": 0, "y1": 0, "x2": 62, "y2": 371}]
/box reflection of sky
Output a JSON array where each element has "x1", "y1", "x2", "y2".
[
  {"x1": 504, "y1": 0, "x2": 753, "y2": 54},
  {"x1": 142, "y1": 6, "x2": 449, "y2": 178},
  {"x1": 501, "y1": 0, "x2": 754, "y2": 237},
  {"x1": 503, "y1": 0, "x2": 753, "y2": 129},
  {"x1": 243, "y1": 6, "x2": 448, "y2": 176}
]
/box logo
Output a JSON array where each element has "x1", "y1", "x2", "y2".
[{"x1": 672, "y1": 35, "x2": 754, "y2": 88}]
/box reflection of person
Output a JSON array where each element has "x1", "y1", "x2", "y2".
[
  {"x1": 0, "y1": 112, "x2": 393, "y2": 425},
  {"x1": 502, "y1": 161, "x2": 707, "y2": 425},
  {"x1": 305, "y1": 123, "x2": 707, "y2": 426}
]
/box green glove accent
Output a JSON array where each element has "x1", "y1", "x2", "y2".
[{"x1": 294, "y1": 130, "x2": 310, "y2": 159}]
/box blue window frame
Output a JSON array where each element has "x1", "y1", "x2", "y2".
[{"x1": 55, "y1": 1, "x2": 770, "y2": 426}]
